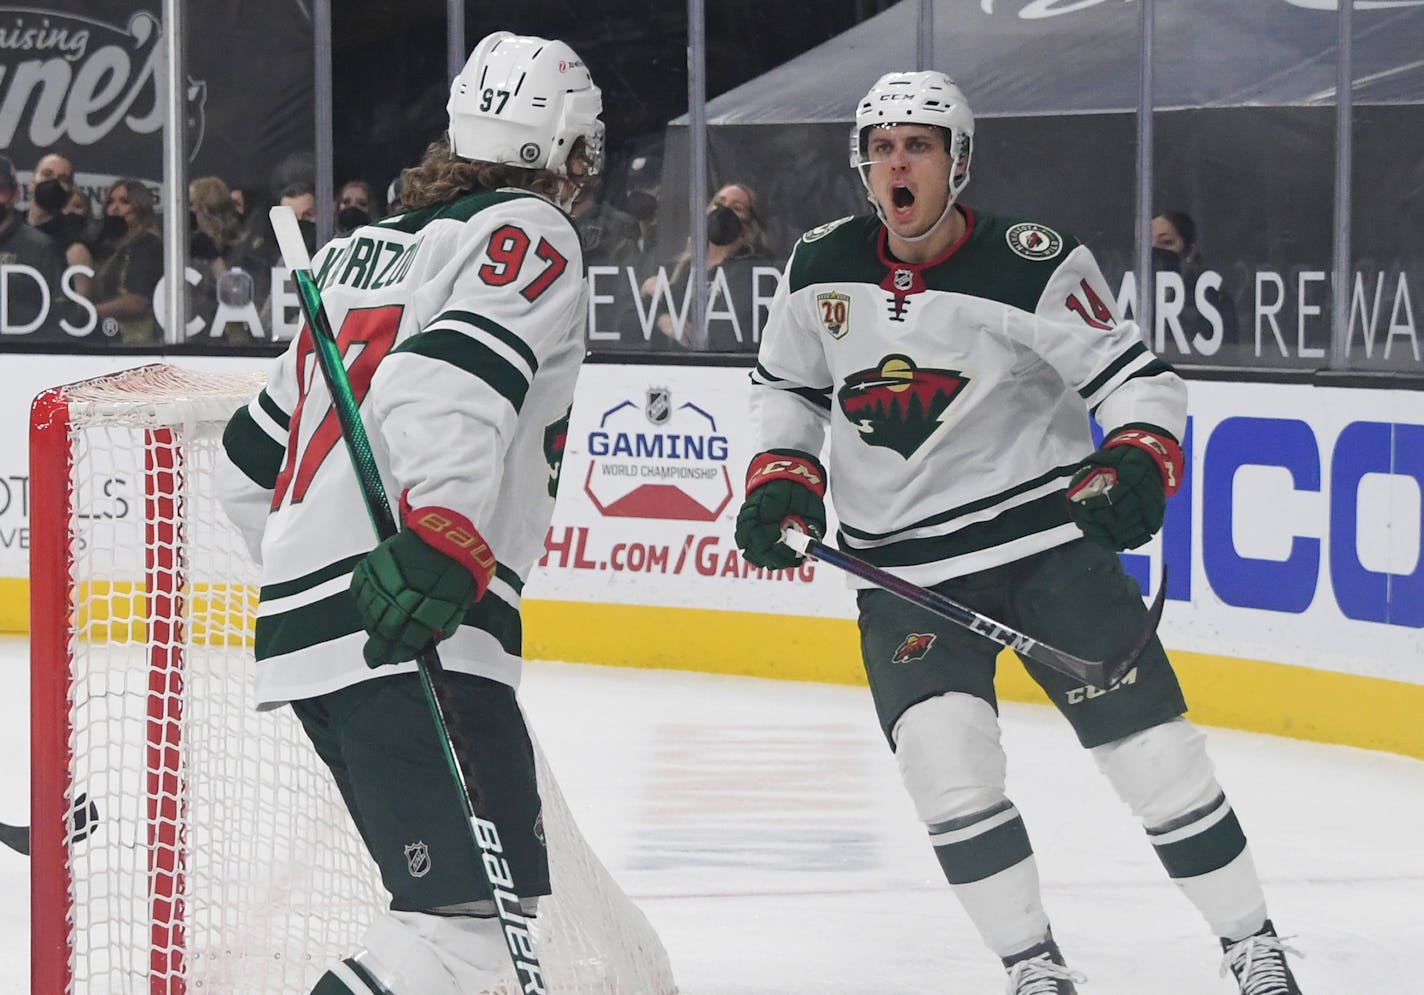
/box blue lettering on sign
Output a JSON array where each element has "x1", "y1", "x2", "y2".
[
  {"x1": 1202, "y1": 416, "x2": 1320, "y2": 613},
  {"x1": 587, "y1": 432, "x2": 729, "y2": 461},
  {"x1": 1077, "y1": 411, "x2": 1423, "y2": 630},
  {"x1": 1329, "y1": 422, "x2": 1424, "y2": 628}
]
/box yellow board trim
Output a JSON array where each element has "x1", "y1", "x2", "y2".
[
  {"x1": 523, "y1": 600, "x2": 1424, "y2": 761},
  {"x1": 0, "y1": 578, "x2": 25, "y2": 633},
  {"x1": 5, "y1": 582, "x2": 1421, "y2": 760}
]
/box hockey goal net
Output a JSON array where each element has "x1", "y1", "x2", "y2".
[{"x1": 29, "y1": 364, "x2": 676, "y2": 995}]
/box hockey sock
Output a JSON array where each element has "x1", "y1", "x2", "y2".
[
  {"x1": 310, "y1": 958, "x2": 394, "y2": 995},
  {"x1": 931, "y1": 801, "x2": 1051, "y2": 957},
  {"x1": 1146, "y1": 791, "x2": 1268, "y2": 939}
]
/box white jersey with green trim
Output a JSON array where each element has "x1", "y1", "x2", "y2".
[
  {"x1": 750, "y1": 207, "x2": 1186, "y2": 588},
  {"x1": 217, "y1": 188, "x2": 586, "y2": 707}
]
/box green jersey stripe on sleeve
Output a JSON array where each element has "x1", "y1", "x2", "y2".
[
  {"x1": 222, "y1": 404, "x2": 286, "y2": 490},
  {"x1": 393, "y1": 327, "x2": 532, "y2": 413},
  {"x1": 256, "y1": 388, "x2": 291, "y2": 431},
  {"x1": 430, "y1": 309, "x2": 540, "y2": 373},
  {"x1": 1079, "y1": 340, "x2": 1149, "y2": 401}
]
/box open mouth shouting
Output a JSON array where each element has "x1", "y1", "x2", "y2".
[{"x1": 889, "y1": 183, "x2": 916, "y2": 223}]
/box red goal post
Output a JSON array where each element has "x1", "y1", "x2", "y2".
[{"x1": 28, "y1": 364, "x2": 676, "y2": 995}]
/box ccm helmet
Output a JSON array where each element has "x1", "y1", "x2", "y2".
[
  {"x1": 447, "y1": 32, "x2": 604, "y2": 176},
  {"x1": 849, "y1": 71, "x2": 974, "y2": 207}
]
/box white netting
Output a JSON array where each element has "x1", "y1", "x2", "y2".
[{"x1": 36, "y1": 364, "x2": 676, "y2": 994}]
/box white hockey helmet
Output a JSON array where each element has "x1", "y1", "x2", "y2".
[
  {"x1": 849, "y1": 71, "x2": 974, "y2": 205},
  {"x1": 447, "y1": 31, "x2": 605, "y2": 176}
]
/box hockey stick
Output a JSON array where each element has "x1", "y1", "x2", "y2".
[
  {"x1": 270, "y1": 207, "x2": 545, "y2": 993},
  {"x1": 2, "y1": 793, "x2": 101, "y2": 857},
  {"x1": 0, "y1": 820, "x2": 28, "y2": 855},
  {"x1": 781, "y1": 529, "x2": 1164, "y2": 689}
]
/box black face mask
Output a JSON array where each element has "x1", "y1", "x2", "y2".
[
  {"x1": 337, "y1": 206, "x2": 371, "y2": 232},
  {"x1": 624, "y1": 189, "x2": 658, "y2": 222},
  {"x1": 706, "y1": 203, "x2": 743, "y2": 246},
  {"x1": 33, "y1": 178, "x2": 69, "y2": 213},
  {"x1": 1151, "y1": 246, "x2": 1181, "y2": 273},
  {"x1": 297, "y1": 218, "x2": 317, "y2": 254},
  {"x1": 100, "y1": 213, "x2": 129, "y2": 241}
]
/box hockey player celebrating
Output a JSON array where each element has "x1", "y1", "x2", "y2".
[
  {"x1": 217, "y1": 32, "x2": 602, "y2": 995},
  {"x1": 735, "y1": 71, "x2": 1304, "y2": 994}
]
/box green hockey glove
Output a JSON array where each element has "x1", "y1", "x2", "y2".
[
  {"x1": 1066, "y1": 427, "x2": 1184, "y2": 551},
  {"x1": 350, "y1": 505, "x2": 497, "y2": 668},
  {"x1": 735, "y1": 449, "x2": 828, "y2": 570}
]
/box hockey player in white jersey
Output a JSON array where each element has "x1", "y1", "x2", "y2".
[
  {"x1": 217, "y1": 32, "x2": 602, "y2": 995},
  {"x1": 735, "y1": 71, "x2": 1304, "y2": 994}
]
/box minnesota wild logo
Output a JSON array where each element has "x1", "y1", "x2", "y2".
[
  {"x1": 543, "y1": 407, "x2": 571, "y2": 498},
  {"x1": 838, "y1": 355, "x2": 969, "y2": 458}
]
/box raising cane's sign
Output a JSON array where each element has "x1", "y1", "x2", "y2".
[{"x1": 0, "y1": 3, "x2": 311, "y2": 211}]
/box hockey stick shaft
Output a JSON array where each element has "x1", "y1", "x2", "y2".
[
  {"x1": 0, "y1": 820, "x2": 28, "y2": 855},
  {"x1": 781, "y1": 529, "x2": 1164, "y2": 689},
  {"x1": 271, "y1": 208, "x2": 544, "y2": 991}
]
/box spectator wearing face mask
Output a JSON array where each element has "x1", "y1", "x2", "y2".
[
  {"x1": 1151, "y1": 210, "x2": 1241, "y2": 356},
  {"x1": 336, "y1": 178, "x2": 380, "y2": 233},
  {"x1": 640, "y1": 182, "x2": 777, "y2": 351},
  {"x1": 92, "y1": 178, "x2": 164, "y2": 344},
  {"x1": 27, "y1": 151, "x2": 94, "y2": 301},
  {"x1": 0, "y1": 153, "x2": 66, "y2": 338}
]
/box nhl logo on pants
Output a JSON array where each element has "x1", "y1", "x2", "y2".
[{"x1": 404, "y1": 840, "x2": 431, "y2": 878}]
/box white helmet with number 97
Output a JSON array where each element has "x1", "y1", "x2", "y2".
[
  {"x1": 447, "y1": 31, "x2": 605, "y2": 176},
  {"x1": 849, "y1": 71, "x2": 974, "y2": 212}
]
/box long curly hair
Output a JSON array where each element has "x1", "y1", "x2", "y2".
[{"x1": 399, "y1": 137, "x2": 593, "y2": 210}]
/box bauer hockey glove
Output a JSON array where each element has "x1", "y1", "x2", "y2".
[
  {"x1": 735, "y1": 449, "x2": 828, "y2": 570},
  {"x1": 1066, "y1": 426, "x2": 1184, "y2": 551},
  {"x1": 350, "y1": 506, "x2": 497, "y2": 668}
]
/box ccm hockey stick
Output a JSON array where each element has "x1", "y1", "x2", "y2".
[
  {"x1": 270, "y1": 208, "x2": 545, "y2": 992},
  {"x1": 781, "y1": 529, "x2": 1164, "y2": 689}
]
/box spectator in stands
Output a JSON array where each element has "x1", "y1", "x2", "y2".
[
  {"x1": 26, "y1": 151, "x2": 94, "y2": 301},
  {"x1": 336, "y1": 178, "x2": 380, "y2": 232},
  {"x1": 0, "y1": 153, "x2": 66, "y2": 337},
  {"x1": 229, "y1": 185, "x2": 254, "y2": 225},
  {"x1": 640, "y1": 182, "x2": 777, "y2": 351},
  {"x1": 1152, "y1": 209, "x2": 1241, "y2": 355},
  {"x1": 385, "y1": 174, "x2": 404, "y2": 214},
  {"x1": 572, "y1": 174, "x2": 642, "y2": 269},
  {"x1": 92, "y1": 178, "x2": 163, "y2": 344},
  {"x1": 189, "y1": 176, "x2": 247, "y2": 340},
  {"x1": 278, "y1": 181, "x2": 318, "y2": 255},
  {"x1": 190, "y1": 176, "x2": 245, "y2": 265}
]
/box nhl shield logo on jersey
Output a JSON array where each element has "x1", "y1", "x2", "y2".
[
  {"x1": 1005, "y1": 222, "x2": 1064, "y2": 261},
  {"x1": 404, "y1": 841, "x2": 431, "y2": 878},
  {"x1": 892, "y1": 632, "x2": 937, "y2": 664},
  {"x1": 645, "y1": 386, "x2": 672, "y2": 425},
  {"x1": 816, "y1": 291, "x2": 852, "y2": 338},
  {"x1": 837, "y1": 355, "x2": 971, "y2": 458}
]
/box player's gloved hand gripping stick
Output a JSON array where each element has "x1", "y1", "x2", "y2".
[
  {"x1": 780, "y1": 528, "x2": 1165, "y2": 690},
  {"x1": 270, "y1": 207, "x2": 545, "y2": 992}
]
